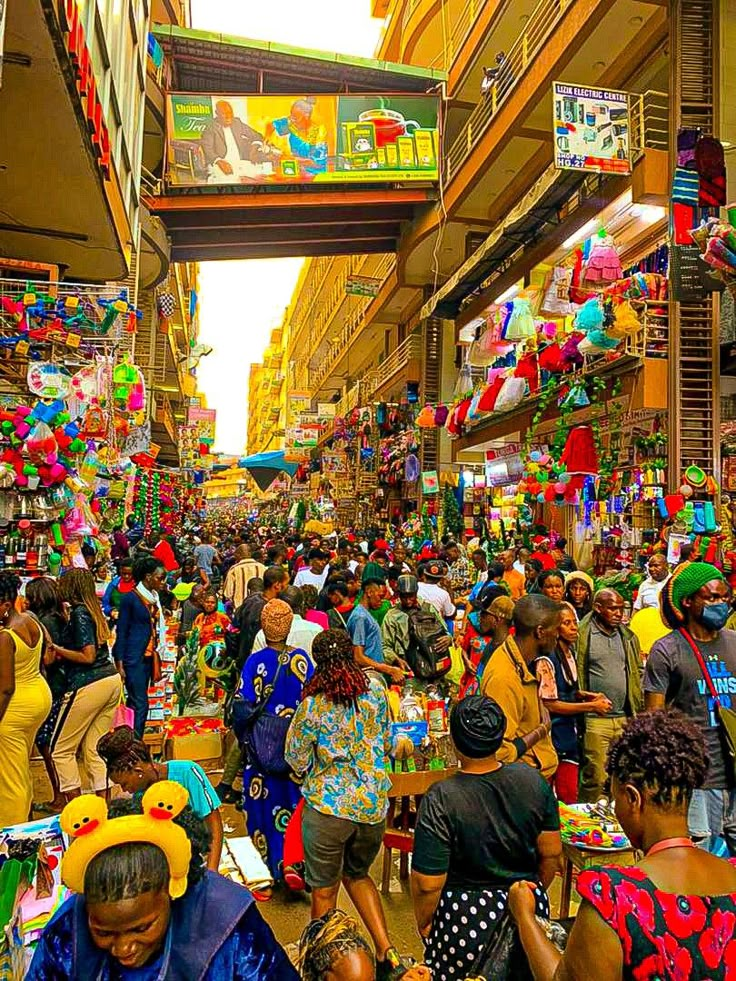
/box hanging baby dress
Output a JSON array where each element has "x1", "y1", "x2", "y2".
[{"x1": 584, "y1": 233, "x2": 623, "y2": 284}]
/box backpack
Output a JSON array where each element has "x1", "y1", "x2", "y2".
[{"x1": 406, "y1": 608, "x2": 452, "y2": 682}]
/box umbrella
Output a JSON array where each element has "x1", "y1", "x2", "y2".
[{"x1": 237, "y1": 451, "x2": 298, "y2": 492}]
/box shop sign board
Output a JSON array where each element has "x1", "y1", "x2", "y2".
[
  {"x1": 165, "y1": 92, "x2": 439, "y2": 187},
  {"x1": 58, "y1": 0, "x2": 111, "y2": 176},
  {"x1": 346, "y1": 275, "x2": 383, "y2": 297},
  {"x1": 317, "y1": 403, "x2": 337, "y2": 418},
  {"x1": 552, "y1": 83, "x2": 630, "y2": 175}
]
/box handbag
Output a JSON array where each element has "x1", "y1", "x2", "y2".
[
  {"x1": 231, "y1": 651, "x2": 293, "y2": 776},
  {"x1": 681, "y1": 628, "x2": 736, "y2": 781}
]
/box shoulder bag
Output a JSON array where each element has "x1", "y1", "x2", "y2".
[
  {"x1": 231, "y1": 650, "x2": 294, "y2": 777},
  {"x1": 680, "y1": 628, "x2": 736, "y2": 782}
]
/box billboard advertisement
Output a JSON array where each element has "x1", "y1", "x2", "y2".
[
  {"x1": 165, "y1": 93, "x2": 439, "y2": 187},
  {"x1": 552, "y1": 83, "x2": 630, "y2": 175}
]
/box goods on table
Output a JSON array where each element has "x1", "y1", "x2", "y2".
[{"x1": 559, "y1": 801, "x2": 630, "y2": 850}]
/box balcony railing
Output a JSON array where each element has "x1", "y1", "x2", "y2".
[
  {"x1": 400, "y1": 0, "x2": 483, "y2": 69},
  {"x1": 309, "y1": 255, "x2": 397, "y2": 392},
  {"x1": 630, "y1": 90, "x2": 669, "y2": 154},
  {"x1": 362, "y1": 333, "x2": 423, "y2": 398},
  {"x1": 445, "y1": 0, "x2": 571, "y2": 182}
]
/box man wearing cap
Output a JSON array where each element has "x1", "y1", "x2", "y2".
[
  {"x1": 576, "y1": 589, "x2": 642, "y2": 802},
  {"x1": 480, "y1": 595, "x2": 560, "y2": 779},
  {"x1": 530, "y1": 537, "x2": 557, "y2": 572},
  {"x1": 347, "y1": 580, "x2": 404, "y2": 685},
  {"x1": 294, "y1": 548, "x2": 331, "y2": 591},
  {"x1": 645, "y1": 561, "x2": 736, "y2": 852},
  {"x1": 418, "y1": 561, "x2": 456, "y2": 623},
  {"x1": 382, "y1": 575, "x2": 451, "y2": 674}
]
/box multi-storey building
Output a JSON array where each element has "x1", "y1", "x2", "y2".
[{"x1": 267, "y1": 0, "x2": 729, "y2": 520}]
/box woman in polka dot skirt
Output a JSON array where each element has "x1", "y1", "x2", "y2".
[{"x1": 411, "y1": 696, "x2": 562, "y2": 979}]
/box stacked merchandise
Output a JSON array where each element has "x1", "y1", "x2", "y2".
[{"x1": 0, "y1": 816, "x2": 69, "y2": 977}]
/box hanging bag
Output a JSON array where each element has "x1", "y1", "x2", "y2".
[
  {"x1": 681, "y1": 628, "x2": 736, "y2": 782},
  {"x1": 231, "y1": 650, "x2": 293, "y2": 776}
]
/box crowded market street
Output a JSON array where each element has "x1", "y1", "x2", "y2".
[{"x1": 2, "y1": 0, "x2": 736, "y2": 978}]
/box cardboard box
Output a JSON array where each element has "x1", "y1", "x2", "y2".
[{"x1": 165, "y1": 731, "x2": 222, "y2": 762}]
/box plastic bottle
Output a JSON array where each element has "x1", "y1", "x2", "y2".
[{"x1": 426, "y1": 684, "x2": 447, "y2": 734}]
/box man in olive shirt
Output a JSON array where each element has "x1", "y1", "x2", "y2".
[{"x1": 576, "y1": 589, "x2": 641, "y2": 802}]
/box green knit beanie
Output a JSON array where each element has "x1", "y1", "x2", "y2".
[
  {"x1": 667, "y1": 561, "x2": 725, "y2": 621},
  {"x1": 361, "y1": 561, "x2": 386, "y2": 585}
]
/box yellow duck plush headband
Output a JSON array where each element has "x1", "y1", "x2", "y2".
[{"x1": 60, "y1": 781, "x2": 192, "y2": 900}]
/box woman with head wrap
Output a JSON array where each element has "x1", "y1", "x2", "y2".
[
  {"x1": 239, "y1": 598, "x2": 314, "y2": 880},
  {"x1": 411, "y1": 695, "x2": 562, "y2": 979},
  {"x1": 644, "y1": 561, "x2": 736, "y2": 852}
]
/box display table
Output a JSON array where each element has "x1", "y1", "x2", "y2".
[
  {"x1": 558, "y1": 840, "x2": 637, "y2": 919},
  {"x1": 381, "y1": 767, "x2": 457, "y2": 895}
]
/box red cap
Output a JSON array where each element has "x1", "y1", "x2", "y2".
[{"x1": 374, "y1": 538, "x2": 390, "y2": 551}]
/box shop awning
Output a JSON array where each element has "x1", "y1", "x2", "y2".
[
  {"x1": 421, "y1": 166, "x2": 589, "y2": 322},
  {"x1": 237, "y1": 451, "x2": 298, "y2": 492},
  {"x1": 154, "y1": 25, "x2": 446, "y2": 93}
]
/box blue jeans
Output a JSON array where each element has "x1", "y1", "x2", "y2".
[
  {"x1": 688, "y1": 788, "x2": 736, "y2": 855},
  {"x1": 123, "y1": 658, "x2": 152, "y2": 737}
]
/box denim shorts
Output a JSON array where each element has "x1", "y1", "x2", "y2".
[{"x1": 302, "y1": 804, "x2": 385, "y2": 888}]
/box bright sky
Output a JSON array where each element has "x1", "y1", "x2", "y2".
[{"x1": 191, "y1": 1, "x2": 384, "y2": 455}]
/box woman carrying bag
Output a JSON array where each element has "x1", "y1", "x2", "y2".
[{"x1": 238, "y1": 598, "x2": 313, "y2": 881}]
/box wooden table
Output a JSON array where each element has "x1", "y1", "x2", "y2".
[
  {"x1": 558, "y1": 840, "x2": 637, "y2": 919},
  {"x1": 380, "y1": 767, "x2": 457, "y2": 895}
]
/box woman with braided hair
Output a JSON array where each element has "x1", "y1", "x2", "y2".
[
  {"x1": 286, "y1": 629, "x2": 410, "y2": 981},
  {"x1": 0, "y1": 571, "x2": 52, "y2": 825},
  {"x1": 96, "y1": 725, "x2": 224, "y2": 870},
  {"x1": 509, "y1": 710, "x2": 736, "y2": 979}
]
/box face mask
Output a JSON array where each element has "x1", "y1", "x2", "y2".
[{"x1": 699, "y1": 602, "x2": 731, "y2": 631}]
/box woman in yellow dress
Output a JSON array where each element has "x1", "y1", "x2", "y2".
[{"x1": 0, "y1": 572, "x2": 52, "y2": 826}]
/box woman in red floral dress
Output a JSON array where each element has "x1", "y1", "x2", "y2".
[{"x1": 507, "y1": 710, "x2": 736, "y2": 979}]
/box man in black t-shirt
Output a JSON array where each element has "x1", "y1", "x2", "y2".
[{"x1": 644, "y1": 561, "x2": 736, "y2": 852}]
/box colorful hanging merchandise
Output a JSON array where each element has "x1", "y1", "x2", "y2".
[
  {"x1": 541, "y1": 266, "x2": 576, "y2": 317},
  {"x1": 503, "y1": 297, "x2": 536, "y2": 341},
  {"x1": 583, "y1": 230, "x2": 623, "y2": 284},
  {"x1": 559, "y1": 424, "x2": 600, "y2": 495},
  {"x1": 691, "y1": 216, "x2": 736, "y2": 295}
]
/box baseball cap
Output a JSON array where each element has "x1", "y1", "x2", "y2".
[
  {"x1": 424, "y1": 560, "x2": 448, "y2": 580},
  {"x1": 397, "y1": 574, "x2": 419, "y2": 595}
]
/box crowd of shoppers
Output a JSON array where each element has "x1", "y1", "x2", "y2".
[{"x1": 9, "y1": 516, "x2": 736, "y2": 980}]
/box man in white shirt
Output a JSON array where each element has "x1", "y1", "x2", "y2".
[
  {"x1": 633, "y1": 553, "x2": 670, "y2": 611},
  {"x1": 417, "y1": 560, "x2": 456, "y2": 621},
  {"x1": 293, "y1": 548, "x2": 330, "y2": 591},
  {"x1": 251, "y1": 586, "x2": 323, "y2": 659}
]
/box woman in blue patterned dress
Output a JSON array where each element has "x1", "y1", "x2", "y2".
[{"x1": 240, "y1": 598, "x2": 313, "y2": 880}]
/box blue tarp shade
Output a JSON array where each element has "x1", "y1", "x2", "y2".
[{"x1": 237, "y1": 451, "x2": 298, "y2": 492}]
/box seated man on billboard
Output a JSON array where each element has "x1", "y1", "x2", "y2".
[{"x1": 201, "y1": 100, "x2": 279, "y2": 181}]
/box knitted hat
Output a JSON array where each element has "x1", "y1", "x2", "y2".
[
  {"x1": 261, "y1": 598, "x2": 293, "y2": 643},
  {"x1": 361, "y1": 561, "x2": 386, "y2": 585},
  {"x1": 565, "y1": 571, "x2": 595, "y2": 594},
  {"x1": 665, "y1": 561, "x2": 725, "y2": 623}
]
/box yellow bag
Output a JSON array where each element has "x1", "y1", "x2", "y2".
[{"x1": 446, "y1": 644, "x2": 465, "y2": 686}]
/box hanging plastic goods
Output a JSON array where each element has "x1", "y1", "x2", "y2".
[{"x1": 27, "y1": 362, "x2": 72, "y2": 399}]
